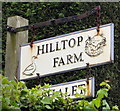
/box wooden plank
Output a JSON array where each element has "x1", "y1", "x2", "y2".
[{"x1": 5, "y1": 16, "x2": 28, "y2": 80}]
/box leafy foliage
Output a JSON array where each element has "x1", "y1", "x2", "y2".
[
  {"x1": 2, "y1": 2, "x2": 120, "y2": 108},
  {"x1": 1, "y1": 75, "x2": 119, "y2": 110}
]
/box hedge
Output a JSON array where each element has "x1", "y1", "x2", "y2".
[
  {"x1": 1, "y1": 75, "x2": 119, "y2": 110},
  {"x1": 2, "y1": 2, "x2": 120, "y2": 108}
]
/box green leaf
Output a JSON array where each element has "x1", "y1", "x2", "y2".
[
  {"x1": 92, "y1": 98, "x2": 101, "y2": 108},
  {"x1": 78, "y1": 86, "x2": 86, "y2": 90},
  {"x1": 112, "y1": 105, "x2": 119, "y2": 110},
  {"x1": 53, "y1": 91, "x2": 61, "y2": 97},
  {"x1": 10, "y1": 100, "x2": 19, "y2": 107},
  {"x1": 45, "y1": 105, "x2": 52, "y2": 109},
  {"x1": 75, "y1": 93, "x2": 81, "y2": 97},
  {"x1": 2, "y1": 77, "x2": 9, "y2": 84},
  {"x1": 10, "y1": 80, "x2": 17, "y2": 87},
  {"x1": 102, "y1": 100, "x2": 110, "y2": 109},
  {"x1": 59, "y1": 13, "x2": 64, "y2": 18},
  {"x1": 18, "y1": 81, "x2": 26, "y2": 89},
  {"x1": 44, "y1": 83, "x2": 51, "y2": 88},
  {"x1": 97, "y1": 88, "x2": 108, "y2": 99},
  {"x1": 21, "y1": 89, "x2": 28, "y2": 96},
  {"x1": 41, "y1": 97, "x2": 52, "y2": 105},
  {"x1": 100, "y1": 82, "x2": 111, "y2": 90},
  {"x1": 100, "y1": 82, "x2": 106, "y2": 86}
]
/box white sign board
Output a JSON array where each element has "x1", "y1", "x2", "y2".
[
  {"x1": 50, "y1": 77, "x2": 95, "y2": 99},
  {"x1": 19, "y1": 23, "x2": 114, "y2": 80}
]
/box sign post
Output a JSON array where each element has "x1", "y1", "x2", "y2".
[
  {"x1": 5, "y1": 16, "x2": 28, "y2": 80},
  {"x1": 19, "y1": 23, "x2": 114, "y2": 80}
]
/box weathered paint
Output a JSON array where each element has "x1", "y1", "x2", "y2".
[
  {"x1": 19, "y1": 23, "x2": 114, "y2": 80},
  {"x1": 49, "y1": 77, "x2": 95, "y2": 99},
  {"x1": 5, "y1": 16, "x2": 28, "y2": 80}
]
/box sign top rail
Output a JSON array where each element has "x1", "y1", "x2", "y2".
[
  {"x1": 7, "y1": 6, "x2": 100, "y2": 33},
  {"x1": 20, "y1": 23, "x2": 113, "y2": 47}
]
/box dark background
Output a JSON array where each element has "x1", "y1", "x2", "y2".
[{"x1": 2, "y1": 2, "x2": 120, "y2": 107}]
